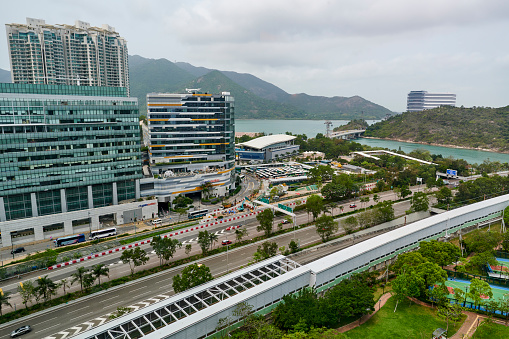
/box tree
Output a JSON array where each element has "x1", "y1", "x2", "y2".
[
  {"x1": 437, "y1": 303, "x2": 463, "y2": 333},
  {"x1": 341, "y1": 215, "x2": 358, "y2": 234},
  {"x1": 392, "y1": 268, "x2": 422, "y2": 311},
  {"x1": 305, "y1": 195, "x2": 324, "y2": 221},
  {"x1": 427, "y1": 284, "x2": 449, "y2": 308},
  {"x1": 71, "y1": 266, "x2": 88, "y2": 293},
  {"x1": 252, "y1": 241, "x2": 278, "y2": 262},
  {"x1": 18, "y1": 281, "x2": 36, "y2": 309},
  {"x1": 411, "y1": 192, "x2": 429, "y2": 212},
  {"x1": 413, "y1": 262, "x2": 447, "y2": 296},
  {"x1": 200, "y1": 181, "x2": 213, "y2": 199},
  {"x1": 185, "y1": 244, "x2": 192, "y2": 257},
  {"x1": 373, "y1": 200, "x2": 394, "y2": 223},
  {"x1": 391, "y1": 252, "x2": 428, "y2": 273},
  {"x1": 151, "y1": 236, "x2": 182, "y2": 265},
  {"x1": 400, "y1": 185, "x2": 412, "y2": 199},
  {"x1": 36, "y1": 275, "x2": 58, "y2": 302},
  {"x1": 256, "y1": 208, "x2": 275, "y2": 237},
  {"x1": 273, "y1": 288, "x2": 327, "y2": 331},
  {"x1": 315, "y1": 215, "x2": 339, "y2": 242},
  {"x1": 435, "y1": 186, "x2": 453, "y2": 205},
  {"x1": 498, "y1": 297, "x2": 509, "y2": 324},
  {"x1": 209, "y1": 232, "x2": 219, "y2": 250},
  {"x1": 198, "y1": 230, "x2": 212, "y2": 255},
  {"x1": 83, "y1": 272, "x2": 96, "y2": 290},
  {"x1": 288, "y1": 240, "x2": 299, "y2": 253},
  {"x1": 418, "y1": 240, "x2": 461, "y2": 268},
  {"x1": 0, "y1": 291, "x2": 12, "y2": 316},
  {"x1": 91, "y1": 263, "x2": 110, "y2": 286},
  {"x1": 175, "y1": 207, "x2": 187, "y2": 222},
  {"x1": 464, "y1": 230, "x2": 502, "y2": 254},
  {"x1": 373, "y1": 194, "x2": 379, "y2": 203},
  {"x1": 469, "y1": 251, "x2": 497, "y2": 271},
  {"x1": 359, "y1": 196, "x2": 370, "y2": 211},
  {"x1": 172, "y1": 263, "x2": 213, "y2": 293},
  {"x1": 59, "y1": 278, "x2": 71, "y2": 295},
  {"x1": 468, "y1": 278, "x2": 493, "y2": 309},
  {"x1": 121, "y1": 247, "x2": 149, "y2": 276},
  {"x1": 235, "y1": 228, "x2": 249, "y2": 242}
]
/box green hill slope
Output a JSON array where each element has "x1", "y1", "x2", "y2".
[
  {"x1": 129, "y1": 56, "x2": 196, "y2": 114},
  {"x1": 173, "y1": 70, "x2": 307, "y2": 119},
  {"x1": 365, "y1": 106, "x2": 509, "y2": 152}
]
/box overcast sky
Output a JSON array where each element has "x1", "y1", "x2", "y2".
[{"x1": 1, "y1": 0, "x2": 508, "y2": 112}]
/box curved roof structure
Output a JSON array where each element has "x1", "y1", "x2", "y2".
[{"x1": 238, "y1": 134, "x2": 296, "y2": 150}]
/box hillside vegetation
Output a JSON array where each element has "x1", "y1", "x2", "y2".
[
  {"x1": 365, "y1": 106, "x2": 509, "y2": 152},
  {"x1": 333, "y1": 119, "x2": 369, "y2": 132}
]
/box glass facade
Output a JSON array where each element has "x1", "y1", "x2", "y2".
[
  {"x1": 0, "y1": 83, "x2": 142, "y2": 221},
  {"x1": 147, "y1": 92, "x2": 235, "y2": 170}
]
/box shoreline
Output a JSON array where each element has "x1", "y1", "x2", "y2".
[{"x1": 361, "y1": 136, "x2": 509, "y2": 155}]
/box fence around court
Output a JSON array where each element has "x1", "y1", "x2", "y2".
[{"x1": 446, "y1": 269, "x2": 509, "y2": 289}]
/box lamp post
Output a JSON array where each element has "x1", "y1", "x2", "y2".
[
  {"x1": 88, "y1": 211, "x2": 91, "y2": 236},
  {"x1": 464, "y1": 286, "x2": 468, "y2": 307},
  {"x1": 226, "y1": 243, "x2": 229, "y2": 274}
]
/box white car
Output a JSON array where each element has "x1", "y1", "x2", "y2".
[{"x1": 10, "y1": 325, "x2": 31, "y2": 338}]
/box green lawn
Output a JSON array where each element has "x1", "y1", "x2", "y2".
[
  {"x1": 471, "y1": 320, "x2": 509, "y2": 338},
  {"x1": 343, "y1": 296, "x2": 465, "y2": 339}
]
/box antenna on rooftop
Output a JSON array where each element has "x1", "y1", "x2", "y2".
[{"x1": 325, "y1": 120, "x2": 332, "y2": 138}]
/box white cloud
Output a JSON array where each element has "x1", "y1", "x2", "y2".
[{"x1": 0, "y1": 0, "x2": 508, "y2": 111}]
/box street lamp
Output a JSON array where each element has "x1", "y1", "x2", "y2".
[
  {"x1": 226, "y1": 243, "x2": 229, "y2": 274},
  {"x1": 464, "y1": 286, "x2": 469, "y2": 307}
]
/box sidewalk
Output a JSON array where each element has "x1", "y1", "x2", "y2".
[{"x1": 337, "y1": 292, "x2": 393, "y2": 333}]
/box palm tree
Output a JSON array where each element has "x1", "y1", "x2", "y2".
[
  {"x1": 92, "y1": 264, "x2": 110, "y2": 285},
  {"x1": 59, "y1": 278, "x2": 71, "y2": 295},
  {"x1": 36, "y1": 275, "x2": 58, "y2": 302},
  {"x1": 209, "y1": 232, "x2": 219, "y2": 250},
  {"x1": 71, "y1": 266, "x2": 88, "y2": 293},
  {"x1": 200, "y1": 181, "x2": 213, "y2": 199},
  {"x1": 0, "y1": 291, "x2": 12, "y2": 316},
  {"x1": 235, "y1": 228, "x2": 248, "y2": 242}
]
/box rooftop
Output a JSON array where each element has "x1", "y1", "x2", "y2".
[{"x1": 238, "y1": 134, "x2": 296, "y2": 150}]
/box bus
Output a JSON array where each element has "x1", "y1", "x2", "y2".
[
  {"x1": 54, "y1": 234, "x2": 86, "y2": 247},
  {"x1": 89, "y1": 227, "x2": 117, "y2": 240},
  {"x1": 188, "y1": 209, "x2": 209, "y2": 219}
]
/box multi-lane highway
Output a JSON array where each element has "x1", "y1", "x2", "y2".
[{"x1": 0, "y1": 188, "x2": 420, "y2": 338}]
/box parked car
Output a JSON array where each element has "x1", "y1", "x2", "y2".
[
  {"x1": 10, "y1": 325, "x2": 31, "y2": 338},
  {"x1": 11, "y1": 247, "x2": 25, "y2": 255},
  {"x1": 349, "y1": 204, "x2": 357, "y2": 208},
  {"x1": 281, "y1": 220, "x2": 290, "y2": 224},
  {"x1": 221, "y1": 240, "x2": 232, "y2": 246}
]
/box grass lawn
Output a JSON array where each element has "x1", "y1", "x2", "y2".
[
  {"x1": 343, "y1": 296, "x2": 465, "y2": 339},
  {"x1": 471, "y1": 320, "x2": 509, "y2": 338}
]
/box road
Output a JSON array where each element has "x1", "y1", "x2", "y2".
[
  {"x1": 0, "y1": 187, "x2": 421, "y2": 338},
  {"x1": 0, "y1": 174, "x2": 260, "y2": 265}
]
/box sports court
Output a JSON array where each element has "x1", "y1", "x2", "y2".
[
  {"x1": 491, "y1": 257, "x2": 509, "y2": 274},
  {"x1": 442, "y1": 278, "x2": 509, "y2": 305}
]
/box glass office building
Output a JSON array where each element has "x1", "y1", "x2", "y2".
[
  {"x1": 147, "y1": 91, "x2": 235, "y2": 172},
  {"x1": 0, "y1": 83, "x2": 142, "y2": 222}
]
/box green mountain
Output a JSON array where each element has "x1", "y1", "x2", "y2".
[
  {"x1": 283, "y1": 93, "x2": 392, "y2": 120},
  {"x1": 365, "y1": 106, "x2": 509, "y2": 152},
  {"x1": 129, "y1": 55, "x2": 196, "y2": 112},
  {"x1": 173, "y1": 70, "x2": 308, "y2": 119},
  {"x1": 0, "y1": 68, "x2": 11, "y2": 83}
]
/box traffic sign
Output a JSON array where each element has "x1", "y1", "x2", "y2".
[
  {"x1": 278, "y1": 204, "x2": 293, "y2": 212},
  {"x1": 446, "y1": 169, "x2": 457, "y2": 176}
]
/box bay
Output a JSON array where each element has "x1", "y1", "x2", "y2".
[{"x1": 236, "y1": 119, "x2": 509, "y2": 164}]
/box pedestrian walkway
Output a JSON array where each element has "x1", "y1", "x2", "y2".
[{"x1": 337, "y1": 292, "x2": 393, "y2": 333}]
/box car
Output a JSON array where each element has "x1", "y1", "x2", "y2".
[
  {"x1": 281, "y1": 220, "x2": 290, "y2": 224},
  {"x1": 349, "y1": 204, "x2": 357, "y2": 208},
  {"x1": 11, "y1": 247, "x2": 25, "y2": 255},
  {"x1": 221, "y1": 240, "x2": 232, "y2": 246},
  {"x1": 10, "y1": 325, "x2": 31, "y2": 337}
]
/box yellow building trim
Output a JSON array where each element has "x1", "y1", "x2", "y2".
[
  {"x1": 147, "y1": 103, "x2": 182, "y2": 106},
  {"x1": 191, "y1": 119, "x2": 218, "y2": 121},
  {"x1": 217, "y1": 167, "x2": 235, "y2": 174},
  {"x1": 148, "y1": 119, "x2": 168, "y2": 122},
  {"x1": 192, "y1": 94, "x2": 212, "y2": 96},
  {"x1": 172, "y1": 182, "x2": 224, "y2": 195},
  {"x1": 149, "y1": 145, "x2": 166, "y2": 148}
]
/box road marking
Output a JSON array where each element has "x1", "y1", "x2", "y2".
[
  {"x1": 38, "y1": 317, "x2": 60, "y2": 325},
  {"x1": 99, "y1": 295, "x2": 120, "y2": 303},
  {"x1": 68, "y1": 307, "x2": 87, "y2": 314},
  {"x1": 109, "y1": 300, "x2": 127, "y2": 307},
  {"x1": 75, "y1": 311, "x2": 94, "y2": 318},
  {"x1": 131, "y1": 286, "x2": 145, "y2": 292},
  {"x1": 43, "y1": 323, "x2": 63, "y2": 331}
]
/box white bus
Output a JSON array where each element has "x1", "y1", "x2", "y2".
[
  {"x1": 89, "y1": 227, "x2": 117, "y2": 240},
  {"x1": 188, "y1": 209, "x2": 209, "y2": 219}
]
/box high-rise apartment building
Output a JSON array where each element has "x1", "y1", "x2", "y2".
[
  {"x1": 407, "y1": 91, "x2": 456, "y2": 112},
  {"x1": 141, "y1": 91, "x2": 236, "y2": 202},
  {"x1": 0, "y1": 83, "x2": 155, "y2": 247},
  {"x1": 5, "y1": 18, "x2": 129, "y2": 94}
]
